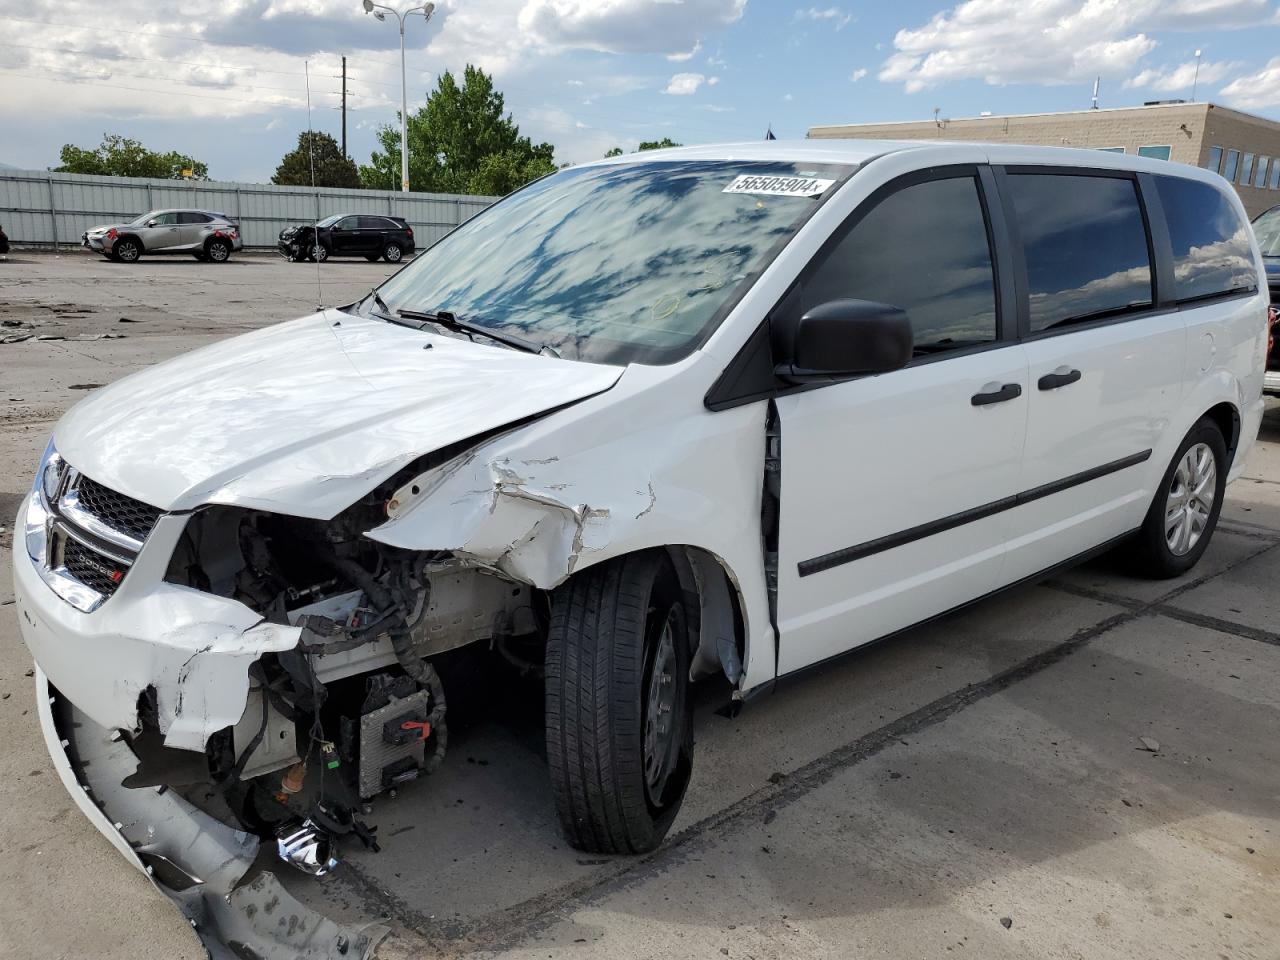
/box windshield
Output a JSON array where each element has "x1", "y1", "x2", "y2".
[
  {"x1": 317, "y1": 214, "x2": 344, "y2": 228},
  {"x1": 1254, "y1": 206, "x2": 1280, "y2": 257},
  {"x1": 375, "y1": 159, "x2": 853, "y2": 364}
]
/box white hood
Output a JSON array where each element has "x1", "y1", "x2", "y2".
[{"x1": 54, "y1": 310, "x2": 623, "y2": 518}]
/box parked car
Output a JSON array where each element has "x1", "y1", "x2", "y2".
[
  {"x1": 1250, "y1": 203, "x2": 1280, "y2": 395},
  {"x1": 15, "y1": 141, "x2": 1267, "y2": 959},
  {"x1": 82, "y1": 209, "x2": 242, "y2": 263},
  {"x1": 278, "y1": 213, "x2": 415, "y2": 263},
  {"x1": 0, "y1": 222, "x2": 9, "y2": 257}
]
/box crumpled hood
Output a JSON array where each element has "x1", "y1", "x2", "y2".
[{"x1": 55, "y1": 310, "x2": 623, "y2": 518}]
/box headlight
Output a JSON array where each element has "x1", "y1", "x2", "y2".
[{"x1": 26, "y1": 438, "x2": 60, "y2": 565}]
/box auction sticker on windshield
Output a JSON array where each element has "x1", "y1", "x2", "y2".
[{"x1": 723, "y1": 174, "x2": 835, "y2": 197}]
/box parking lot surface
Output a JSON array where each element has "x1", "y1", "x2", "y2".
[{"x1": 2, "y1": 252, "x2": 1278, "y2": 960}]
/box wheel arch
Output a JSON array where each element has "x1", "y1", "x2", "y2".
[
  {"x1": 665, "y1": 545, "x2": 746, "y2": 687},
  {"x1": 1203, "y1": 400, "x2": 1241, "y2": 467},
  {"x1": 115, "y1": 232, "x2": 144, "y2": 253}
]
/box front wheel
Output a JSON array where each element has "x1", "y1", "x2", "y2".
[
  {"x1": 309, "y1": 243, "x2": 328, "y2": 263},
  {"x1": 1131, "y1": 417, "x2": 1228, "y2": 578},
  {"x1": 114, "y1": 239, "x2": 140, "y2": 263},
  {"x1": 546, "y1": 552, "x2": 694, "y2": 854}
]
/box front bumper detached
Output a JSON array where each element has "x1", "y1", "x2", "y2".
[{"x1": 36, "y1": 668, "x2": 387, "y2": 960}]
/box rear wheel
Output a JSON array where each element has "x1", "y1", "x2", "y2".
[
  {"x1": 546, "y1": 551, "x2": 694, "y2": 854},
  {"x1": 114, "y1": 238, "x2": 140, "y2": 263},
  {"x1": 383, "y1": 242, "x2": 403, "y2": 263},
  {"x1": 1131, "y1": 417, "x2": 1227, "y2": 578},
  {"x1": 206, "y1": 239, "x2": 231, "y2": 263}
]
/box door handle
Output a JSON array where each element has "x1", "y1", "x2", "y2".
[
  {"x1": 971, "y1": 383, "x2": 1022, "y2": 406},
  {"x1": 1037, "y1": 367, "x2": 1082, "y2": 391}
]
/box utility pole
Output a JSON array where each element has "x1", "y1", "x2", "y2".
[{"x1": 341, "y1": 56, "x2": 348, "y2": 159}]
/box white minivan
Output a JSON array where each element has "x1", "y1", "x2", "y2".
[{"x1": 14, "y1": 141, "x2": 1267, "y2": 957}]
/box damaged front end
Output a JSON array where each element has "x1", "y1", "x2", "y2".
[{"x1": 16, "y1": 442, "x2": 548, "y2": 959}]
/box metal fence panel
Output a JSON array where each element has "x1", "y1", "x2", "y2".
[{"x1": 0, "y1": 168, "x2": 496, "y2": 251}]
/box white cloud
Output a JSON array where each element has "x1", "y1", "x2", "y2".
[
  {"x1": 880, "y1": 0, "x2": 1275, "y2": 93},
  {"x1": 667, "y1": 40, "x2": 703, "y2": 62},
  {"x1": 794, "y1": 7, "x2": 853, "y2": 30},
  {"x1": 1126, "y1": 59, "x2": 1240, "y2": 92},
  {"x1": 517, "y1": 0, "x2": 746, "y2": 57},
  {"x1": 664, "y1": 72, "x2": 707, "y2": 96},
  {"x1": 1220, "y1": 57, "x2": 1280, "y2": 109},
  {"x1": 783, "y1": 93, "x2": 794, "y2": 101},
  {"x1": 707, "y1": 76, "x2": 720, "y2": 86},
  {"x1": 849, "y1": 67, "x2": 868, "y2": 82}
]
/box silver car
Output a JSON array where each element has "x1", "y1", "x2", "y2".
[{"x1": 82, "y1": 209, "x2": 243, "y2": 263}]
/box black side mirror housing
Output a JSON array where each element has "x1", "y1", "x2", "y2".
[{"x1": 778, "y1": 299, "x2": 913, "y2": 382}]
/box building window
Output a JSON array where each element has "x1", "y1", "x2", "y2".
[
  {"x1": 1256, "y1": 157, "x2": 1270, "y2": 188},
  {"x1": 1138, "y1": 145, "x2": 1172, "y2": 161},
  {"x1": 1224, "y1": 149, "x2": 1241, "y2": 181},
  {"x1": 1096, "y1": 146, "x2": 1125, "y2": 154},
  {"x1": 1206, "y1": 145, "x2": 1224, "y2": 172},
  {"x1": 1271, "y1": 162, "x2": 1280, "y2": 190},
  {"x1": 1241, "y1": 153, "x2": 1255, "y2": 184}
]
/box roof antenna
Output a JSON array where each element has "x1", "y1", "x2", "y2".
[
  {"x1": 305, "y1": 60, "x2": 323, "y2": 312},
  {"x1": 1091, "y1": 76, "x2": 1100, "y2": 110}
]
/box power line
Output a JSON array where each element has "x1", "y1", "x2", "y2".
[
  {"x1": 0, "y1": 66, "x2": 307, "y2": 108},
  {"x1": 0, "y1": 13, "x2": 409, "y2": 69}
]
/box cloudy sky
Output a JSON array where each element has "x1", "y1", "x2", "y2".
[{"x1": 3, "y1": 0, "x2": 1280, "y2": 183}]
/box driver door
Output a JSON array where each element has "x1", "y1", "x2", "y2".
[
  {"x1": 139, "y1": 212, "x2": 181, "y2": 251},
  {"x1": 775, "y1": 168, "x2": 1028, "y2": 674},
  {"x1": 329, "y1": 216, "x2": 361, "y2": 255}
]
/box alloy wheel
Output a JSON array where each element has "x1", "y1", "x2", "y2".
[
  {"x1": 1165, "y1": 441, "x2": 1217, "y2": 556},
  {"x1": 385, "y1": 244, "x2": 403, "y2": 263}
]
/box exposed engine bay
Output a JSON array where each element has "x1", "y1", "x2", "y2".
[{"x1": 147, "y1": 483, "x2": 545, "y2": 881}]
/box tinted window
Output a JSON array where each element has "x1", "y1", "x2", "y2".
[
  {"x1": 802, "y1": 176, "x2": 996, "y2": 353},
  {"x1": 1206, "y1": 146, "x2": 1223, "y2": 172},
  {"x1": 1155, "y1": 177, "x2": 1256, "y2": 301},
  {"x1": 335, "y1": 216, "x2": 359, "y2": 230},
  {"x1": 150, "y1": 212, "x2": 178, "y2": 225},
  {"x1": 178, "y1": 212, "x2": 211, "y2": 224},
  {"x1": 358, "y1": 216, "x2": 391, "y2": 229},
  {"x1": 1242, "y1": 154, "x2": 1256, "y2": 184},
  {"x1": 1138, "y1": 145, "x2": 1172, "y2": 161},
  {"x1": 1256, "y1": 158, "x2": 1270, "y2": 188},
  {"x1": 1007, "y1": 174, "x2": 1152, "y2": 332},
  {"x1": 1224, "y1": 150, "x2": 1241, "y2": 181},
  {"x1": 1271, "y1": 163, "x2": 1280, "y2": 190}
]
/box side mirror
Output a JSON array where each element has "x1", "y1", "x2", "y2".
[
  {"x1": 146, "y1": 220, "x2": 157, "y2": 227},
  {"x1": 778, "y1": 299, "x2": 913, "y2": 381}
]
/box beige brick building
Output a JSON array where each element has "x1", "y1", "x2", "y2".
[{"x1": 809, "y1": 102, "x2": 1280, "y2": 218}]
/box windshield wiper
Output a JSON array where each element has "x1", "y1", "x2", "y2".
[
  {"x1": 397, "y1": 308, "x2": 555, "y2": 356},
  {"x1": 367, "y1": 290, "x2": 429, "y2": 331}
]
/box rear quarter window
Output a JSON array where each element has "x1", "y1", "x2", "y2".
[{"x1": 1153, "y1": 176, "x2": 1256, "y2": 302}]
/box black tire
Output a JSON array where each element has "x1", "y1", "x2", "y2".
[
  {"x1": 206, "y1": 239, "x2": 231, "y2": 263},
  {"x1": 382, "y1": 242, "x2": 403, "y2": 263},
  {"x1": 546, "y1": 551, "x2": 694, "y2": 855},
  {"x1": 309, "y1": 243, "x2": 328, "y2": 263},
  {"x1": 1130, "y1": 417, "x2": 1228, "y2": 578},
  {"x1": 193, "y1": 252, "x2": 208, "y2": 261},
  {"x1": 364, "y1": 253, "x2": 380, "y2": 262},
  {"x1": 114, "y1": 237, "x2": 141, "y2": 263}
]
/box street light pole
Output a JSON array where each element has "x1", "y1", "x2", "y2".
[
  {"x1": 363, "y1": 0, "x2": 435, "y2": 192},
  {"x1": 1192, "y1": 48, "x2": 1202, "y2": 103}
]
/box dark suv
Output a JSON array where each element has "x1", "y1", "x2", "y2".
[
  {"x1": 1252, "y1": 204, "x2": 1280, "y2": 395},
  {"x1": 278, "y1": 214, "x2": 415, "y2": 264}
]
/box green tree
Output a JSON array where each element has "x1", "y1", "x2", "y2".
[
  {"x1": 272, "y1": 131, "x2": 360, "y2": 188},
  {"x1": 602, "y1": 139, "x2": 681, "y2": 158},
  {"x1": 54, "y1": 134, "x2": 209, "y2": 180},
  {"x1": 360, "y1": 65, "x2": 556, "y2": 195}
]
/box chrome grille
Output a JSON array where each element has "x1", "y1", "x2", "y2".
[
  {"x1": 74, "y1": 474, "x2": 161, "y2": 543},
  {"x1": 61, "y1": 536, "x2": 126, "y2": 599}
]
